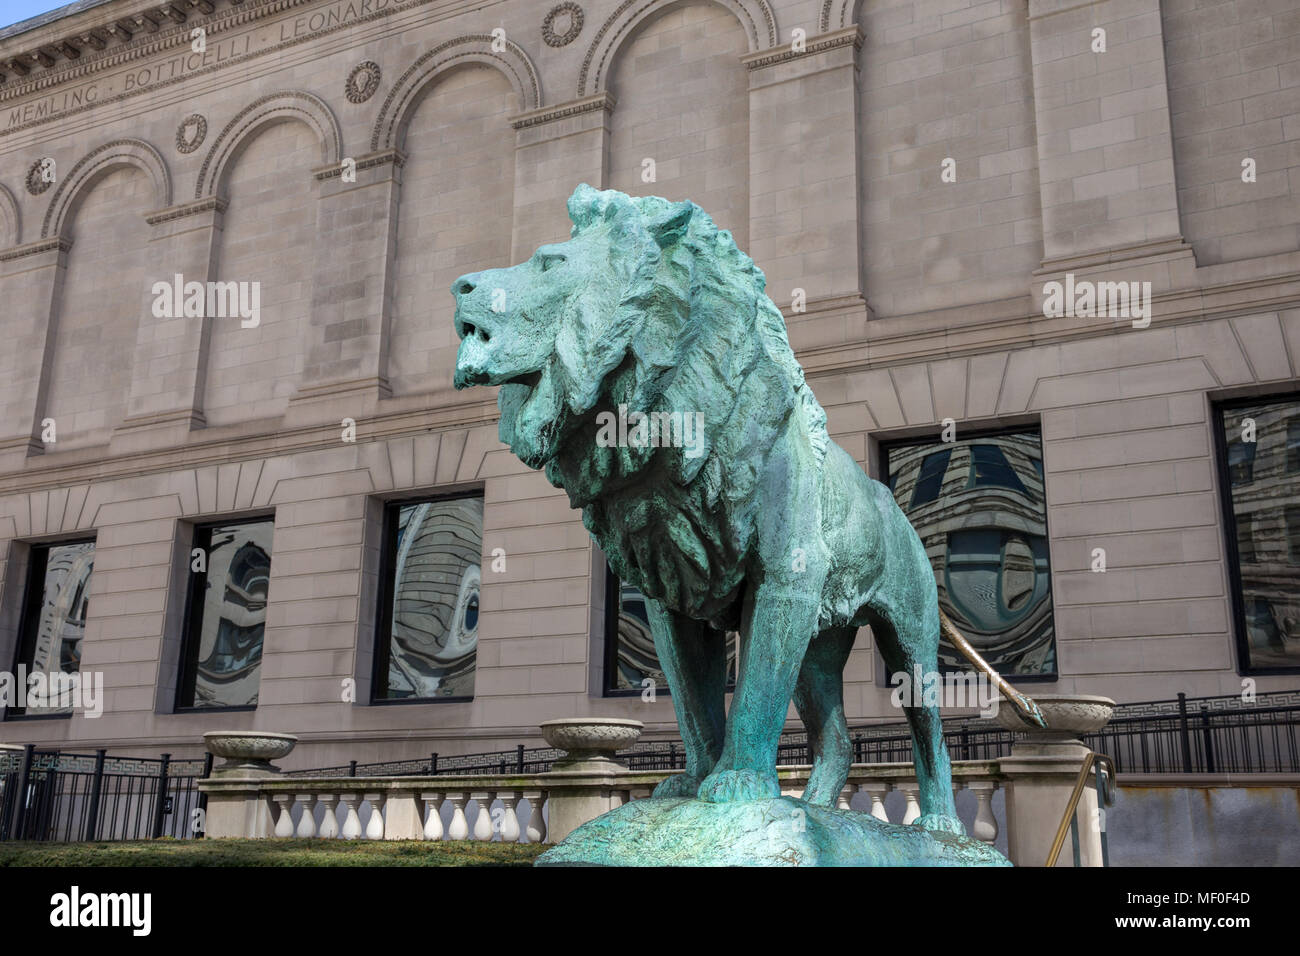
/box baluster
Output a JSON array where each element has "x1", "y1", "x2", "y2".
[
  {"x1": 471, "y1": 791, "x2": 495, "y2": 841},
  {"x1": 860, "y1": 782, "x2": 889, "y2": 822},
  {"x1": 836, "y1": 787, "x2": 852, "y2": 811},
  {"x1": 421, "y1": 792, "x2": 444, "y2": 841},
  {"x1": 318, "y1": 795, "x2": 340, "y2": 839},
  {"x1": 272, "y1": 794, "x2": 294, "y2": 838},
  {"x1": 628, "y1": 784, "x2": 654, "y2": 801},
  {"x1": 498, "y1": 791, "x2": 521, "y2": 843},
  {"x1": 364, "y1": 793, "x2": 386, "y2": 839},
  {"x1": 522, "y1": 789, "x2": 546, "y2": 844},
  {"x1": 968, "y1": 781, "x2": 999, "y2": 844},
  {"x1": 295, "y1": 794, "x2": 317, "y2": 838},
  {"x1": 445, "y1": 793, "x2": 469, "y2": 841},
  {"x1": 339, "y1": 794, "x2": 363, "y2": 840},
  {"x1": 899, "y1": 781, "x2": 921, "y2": 825}
]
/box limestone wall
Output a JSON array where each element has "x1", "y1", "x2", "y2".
[{"x1": 0, "y1": 0, "x2": 1296, "y2": 762}]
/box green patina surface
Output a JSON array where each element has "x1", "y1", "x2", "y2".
[
  {"x1": 453, "y1": 184, "x2": 1003, "y2": 865},
  {"x1": 536, "y1": 798, "x2": 1009, "y2": 867}
]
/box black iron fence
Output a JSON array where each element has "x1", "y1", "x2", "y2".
[
  {"x1": 286, "y1": 690, "x2": 1300, "y2": 778},
  {"x1": 0, "y1": 746, "x2": 212, "y2": 842},
  {"x1": 2, "y1": 690, "x2": 1296, "y2": 842}
]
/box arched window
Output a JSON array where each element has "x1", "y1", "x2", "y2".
[{"x1": 606, "y1": 2, "x2": 750, "y2": 250}]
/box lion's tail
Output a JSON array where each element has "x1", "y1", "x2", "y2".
[{"x1": 938, "y1": 609, "x2": 1047, "y2": 729}]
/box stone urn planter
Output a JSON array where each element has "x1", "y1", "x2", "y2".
[
  {"x1": 995, "y1": 694, "x2": 1115, "y2": 745},
  {"x1": 541, "y1": 718, "x2": 643, "y2": 770},
  {"x1": 203, "y1": 731, "x2": 298, "y2": 775}
]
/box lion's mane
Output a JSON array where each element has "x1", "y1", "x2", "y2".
[{"x1": 545, "y1": 186, "x2": 830, "y2": 624}]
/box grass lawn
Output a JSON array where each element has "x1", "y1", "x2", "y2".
[{"x1": 0, "y1": 838, "x2": 547, "y2": 867}]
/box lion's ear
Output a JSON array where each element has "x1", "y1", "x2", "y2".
[
  {"x1": 645, "y1": 200, "x2": 694, "y2": 249},
  {"x1": 566, "y1": 183, "x2": 604, "y2": 230}
]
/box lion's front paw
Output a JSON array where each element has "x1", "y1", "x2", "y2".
[
  {"x1": 914, "y1": 813, "x2": 965, "y2": 835},
  {"x1": 652, "y1": 773, "x2": 702, "y2": 799},
  {"x1": 697, "y1": 768, "x2": 780, "y2": 803}
]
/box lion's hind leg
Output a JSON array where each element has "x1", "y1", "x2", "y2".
[
  {"x1": 794, "y1": 627, "x2": 856, "y2": 807},
  {"x1": 869, "y1": 608, "x2": 963, "y2": 835}
]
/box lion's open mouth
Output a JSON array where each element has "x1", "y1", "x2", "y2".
[{"x1": 501, "y1": 370, "x2": 542, "y2": 390}]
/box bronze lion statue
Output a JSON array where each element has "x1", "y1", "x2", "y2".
[{"x1": 452, "y1": 184, "x2": 1040, "y2": 834}]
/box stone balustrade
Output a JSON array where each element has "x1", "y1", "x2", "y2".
[
  {"x1": 198, "y1": 761, "x2": 1009, "y2": 849},
  {"x1": 200, "y1": 698, "x2": 1116, "y2": 864}
]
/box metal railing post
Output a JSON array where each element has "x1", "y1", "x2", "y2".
[
  {"x1": 1201, "y1": 705, "x2": 1216, "y2": 774},
  {"x1": 517, "y1": 744, "x2": 525, "y2": 773},
  {"x1": 83, "y1": 749, "x2": 106, "y2": 842},
  {"x1": 430, "y1": 752, "x2": 438, "y2": 775},
  {"x1": 11, "y1": 744, "x2": 36, "y2": 841},
  {"x1": 195, "y1": 752, "x2": 214, "y2": 839},
  {"x1": 1177, "y1": 692, "x2": 1194, "y2": 771},
  {"x1": 150, "y1": 753, "x2": 171, "y2": 839},
  {"x1": 1095, "y1": 760, "x2": 1111, "y2": 867},
  {"x1": 1, "y1": 744, "x2": 34, "y2": 841}
]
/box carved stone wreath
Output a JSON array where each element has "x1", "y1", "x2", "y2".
[
  {"x1": 25, "y1": 158, "x2": 53, "y2": 196},
  {"x1": 175, "y1": 113, "x2": 207, "y2": 154},
  {"x1": 542, "y1": 3, "x2": 584, "y2": 48},
  {"x1": 345, "y1": 60, "x2": 382, "y2": 104}
]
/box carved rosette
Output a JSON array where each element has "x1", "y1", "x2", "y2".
[
  {"x1": 25, "y1": 158, "x2": 53, "y2": 196},
  {"x1": 175, "y1": 113, "x2": 207, "y2": 154},
  {"x1": 542, "y1": 3, "x2": 584, "y2": 48},
  {"x1": 345, "y1": 60, "x2": 382, "y2": 103}
]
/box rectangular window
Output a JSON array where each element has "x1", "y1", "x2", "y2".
[
  {"x1": 177, "y1": 518, "x2": 274, "y2": 710},
  {"x1": 9, "y1": 540, "x2": 95, "y2": 717},
  {"x1": 1217, "y1": 395, "x2": 1300, "y2": 672},
  {"x1": 884, "y1": 428, "x2": 1057, "y2": 678},
  {"x1": 603, "y1": 564, "x2": 738, "y2": 696},
  {"x1": 373, "y1": 495, "x2": 482, "y2": 702}
]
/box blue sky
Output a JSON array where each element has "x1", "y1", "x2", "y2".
[{"x1": 2, "y1": 1, "x2": 79, "y2": 31}]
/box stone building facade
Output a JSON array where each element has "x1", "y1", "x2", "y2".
[{"x1": 0, "y1": 0, "x2": 1298, "y2": 767}]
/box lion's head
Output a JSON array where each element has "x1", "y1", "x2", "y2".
[
  {"x1": 451, "y1": 184, "x2": 681, "y2": 469},
  {"x1": 452, "y1": 184, "x2": 827, "y2": 492}
]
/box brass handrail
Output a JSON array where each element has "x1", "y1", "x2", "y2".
[{"x1": 1046, "y1": 751, "x2": 1116, "y2": 867}]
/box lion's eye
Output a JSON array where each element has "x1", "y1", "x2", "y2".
[{"x1": 539, "y1": 254, "x2": 566, "y2": 272}]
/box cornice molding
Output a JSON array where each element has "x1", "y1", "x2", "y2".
[
  {"x1": 509, "y1": 91, "x2": 613, "y2": 130},
  {"x1": 144, "y1": 195, "x2": 227, "y2": 224},
  {"x1": 741, "y1": 25, "x2": 863, "y2": 71},
  {"x1": 0, "y1": 0, "x2": 495, "y2": 137},
  {"x1": 0, "y1": 235, "x2": 71, "y2": 261},
  {"x1": 0, "y1": 0, "x2": 256, "y2": 100},
  {"x1": 312, "y1": 148, "x2": 406, "y2": 179}
]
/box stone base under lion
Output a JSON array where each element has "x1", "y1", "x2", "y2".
[{"x1": 535, "y1": 797, "x2": 1010, "y2": 867}]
